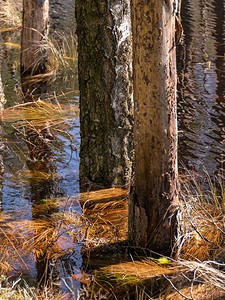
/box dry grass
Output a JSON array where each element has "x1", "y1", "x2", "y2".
[
  {"x1": 21, "y1": 31, "x2": 78, "y2": 79},
  {"x1": 0, "y1": 0, "x2": 22, "y2": 28},
  {"x1": 1, "y1": 32, "x2": 78, "y2": 78},
  {"x1": 1, "y1": 171, "x2": 225, "y2": 300},
  {"x1": 79, "y1": 187, "x2": 128, "y2": 208},
  {"x1": 2, "y1": 96, "x2": 79, "y2": 163},
  {"x1": 0, "y1": 188, "x2": 128, "y2": 275},
  {"x1": 82, "y1": 174, "x2": 225, "y2": 299},
  {"x1": 45, "y1": 32, "x2": 78, "y2": 76},
  {"x1": 177, "y1": 173, "x2": 225, "y2": 262},
  {"x1": 83, "y1": 199, "x2": 128, "y2": 246},
  {"x1": 0, "y1": 275, "x2": 67, "y2": 300},
  {"x1": 97, "y1": 258, "x2": 180, "y2": 286},
  {"x1": 0, "y1": 213, "x2": 81, "y2": 274},
  {"x1": 2, "y1": 97, "x2": 79, "y2": 132},
  {"x1": 164, "y1": 283, "x2": 225, "y2": 300}
]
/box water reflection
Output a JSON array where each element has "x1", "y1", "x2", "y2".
[
  {"x1": 178, "y1": 0, "x2": 225, "y2": 176},
  {"x1": 50, "y1": 0, "x2": 76, "y2": 34},
  {"x1": 0, "y1": 0, "x2": 81, "y2": 294},
  {"x1": 20, "y1": 71, "x2": 57, "y2": 285}
]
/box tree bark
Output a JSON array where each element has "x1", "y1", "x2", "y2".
[
  {"x1": 129, "y1": 0, "x2": 179, "y2": 253},
  {"x1": 76, "y1": 0, "x2": 133, "y2": 187},
  {"x1": 21, "y1": 0, "x2": 49, "y2": 76}
]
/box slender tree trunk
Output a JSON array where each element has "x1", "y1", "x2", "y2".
[
  {"x1": 0, "y1": 42, "x2": 6, "y2": 211},
  {"x1": 76, "y1": 0, "x2": 133, "y2": 187},
  {"x1": 21, "y1": 0, "x2": 49, "y2": 76},
  {"x1": 129, "y1": 0, "x2": 179, "y2": 253}
]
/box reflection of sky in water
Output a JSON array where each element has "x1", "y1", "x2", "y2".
[
  {"x1": 0, "y1": 0, "x2": 81, "y2": 291},
  {"x1": 178, "y1": 0, "x2": 225, "y2": 176}
]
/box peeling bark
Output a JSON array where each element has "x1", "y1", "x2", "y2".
[
  {"x1": 129, "y1": 0, "x2": 178, "y2": 253},
  {"x1": 76, "y1": 0, "x2": 133, "y2": 187}
]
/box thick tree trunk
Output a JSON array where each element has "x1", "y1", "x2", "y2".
[
  {"x1": 76, "y1": 0, "x2": 133, "y2": 187},
  {"x1": 129, "y1": 0, "x2": 179, "y2": 253},
  {"x1": 21, "y1": 0, "x2": 49, "y2": 76}
]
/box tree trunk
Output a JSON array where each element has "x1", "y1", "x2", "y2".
[
  {"x1": 76, "y1": 0, "x2": 133, "y2": 187},
  {"x1": 21, "y1": 0, "x2": 49, "y2": 76},
  {"x1": 129, "y1": 0, "x2": 179, "y2": 253}
]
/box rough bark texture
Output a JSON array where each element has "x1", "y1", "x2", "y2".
[
  {"x1": 76, "y1": 0, "x2": 133, "y2": 187},
  {"x1": 21, "y1": 0, "x2": 49, "y2": 75},
  {"x1": 0, "y1": 42, "x2": 6, "y2": 210},
  {"x1": 129, "y1": 0, "x2": 178, "y2": 253}
]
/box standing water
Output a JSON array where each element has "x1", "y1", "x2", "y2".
[
  {"x1": 0, "y1": 0, "x2": 83, "y2": 296},
  {"x1": 0, "y1": 0, "x2": 225, "y2": 298},
  {"x1": 178, "y1": 0, "x2": 225, "y2": 176}
]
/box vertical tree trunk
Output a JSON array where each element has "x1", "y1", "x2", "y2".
[
  {"x1": 21, "y1": 0, "x2": 49, "y2": 76},
  {"x1": 76, "y1": 0, "x2": 133, "y2": 187},
  {"x1": 129, "y1": 0, "x2": 178, "y2": 253},
  {"x1": 0, "y1": 41, "x2": 6, "y2": 211}
]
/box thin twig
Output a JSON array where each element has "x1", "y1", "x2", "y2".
[{"x1": 162, "y1": 274, "x2": 194, "y2": 300}]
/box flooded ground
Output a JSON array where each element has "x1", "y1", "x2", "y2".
[
  {"x1": 0, "y1": 0, "x2": 82, "y2": 295},
  {"x1": 178, "y1": 0, "x2": 225, "y2": 175},
  {"x1": 0, "y1": 0, "x2": 224, "y2": 298}
]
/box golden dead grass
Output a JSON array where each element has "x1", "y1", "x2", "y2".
[
  {"x1": 178, "y1": 200, "x2": 225, "y2": 261},
  {"x1": 161, "y1": 261, "x2": 225, "y2": 300},
  {"x1": 98, "y1": 259, "x2": 180, "y2": 285},
  {"x1": 0, "y1": 188, "x2": 128, "y2": 275},
  {"x1": 0, "y1": 216, "x2": 78, "y2": 274},
  {"x1": 0, "y1": 27, "x2": 21, "y2": 33},
  {"x1": 177, "y1": 173, "x2": 225, "y2": 262},
  {"x1": 79, "y1": 187, "x2": 128, "y2": 207},
  {"x1": 0, "y1": 275, "x2": 67, "y2": 300},
  {"x1": 83, "y1": 199, "x2": 128, "y2": 246},
  {"x1": 2, "y1": 31, "x2": 78, "y2": 79},
  {"x1": 45, "y1": 32, "x2": 78, "y2": 76},
  {"x1": 79, "y1": 187, "x2": 129, "y2": 246},
  {"x1": 2, "y1": 98, "x2": 79, "y2": 132},
  {"x1": 2, "y1": 96, "x2": 79, "y2": 163},
  {"x1": 0, "y1": 0, "x2": 22, "y2": 28},
  {"x1": 2, "y1": 175, "x2": 225, "y2": 300},
  {"x1": 164, "y1": 284, "x2": 225, "y2": 300}
]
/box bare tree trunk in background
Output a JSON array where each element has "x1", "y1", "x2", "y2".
[
  {"x1": 0, "y1": 40, "x2": 6, "y2": 211},
  {"x1": 21, "y1": 0, "x2": 49, "y2": 76},
  {"x1": 76, "y1": 0, "x2": 133, "y2": 187},
  {"x1": 129, "y1": 0, "x2": 179, "y2": 253}
]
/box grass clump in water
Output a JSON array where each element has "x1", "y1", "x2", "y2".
[{"x1": 0, "y1": 0, "x2": 22, "y2": 29}]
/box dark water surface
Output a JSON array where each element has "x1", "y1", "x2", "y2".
[
  {"x1": 0, "y1": 0, "x2": 225, "y2": 297},
  {"x1": 178, "y1": 0, "x2": 225, "y2": 176}
]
